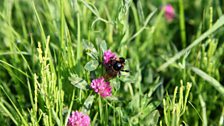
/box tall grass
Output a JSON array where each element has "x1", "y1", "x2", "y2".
[{"x1": 0, "y1": 0, "x2": 224, "y2": 125}]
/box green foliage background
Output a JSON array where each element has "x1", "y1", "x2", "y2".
[{"x1": 0, "y1": 0, "x2": 224, "y2": 125}]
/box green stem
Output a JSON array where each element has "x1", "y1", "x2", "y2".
[{"x1": 179, "y1": 0, "x2": 186, "y2": 48}]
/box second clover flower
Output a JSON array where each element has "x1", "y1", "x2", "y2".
[
  {"x1": 90, "y1": 77, "x2": 112, "y2": 98},
  {"x1": 67, "y1": 111, "x2": 90, "y2": 126}
]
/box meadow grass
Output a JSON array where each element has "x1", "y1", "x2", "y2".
[{"x1": 0, "y1": 0, "x2": 224, "y2": 125}]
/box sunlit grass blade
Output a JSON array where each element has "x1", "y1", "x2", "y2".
[
  {"x1": 52, "y1": 108, "x2": 61, "y2": 126},
  {"x1": 0, "y1": 101, "x2": 18, "y2": 125},
  {"x1": 191, "y1": 67, "x2": 224, "y2": 95},
  {"x1": 157, "y1": 15, "x2": 224, "y2": 71},
  {"x1": 31, "y1": 0, "x2": 46, "y2": 46},
  {"x1": 64, "y1": 91, "x2": 75, "y2": 126}
]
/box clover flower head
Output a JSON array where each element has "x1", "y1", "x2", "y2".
[
  {"x1": 67, "y1": 111, "x2": 90, "y2": 126},
  {"x1": 91, "y1": 77, "x2": 112, "y2": 98},
  {"x1": 164, "y1": 4, "x2": 175, "y2": 22},
  {"x1": 103, "y1": 50, "x2": 117, "y2": 64}
]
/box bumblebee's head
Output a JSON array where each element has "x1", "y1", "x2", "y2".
[
  {"x1": 112, "y1": 57, "x2": 125, "y2": 71},
  {"x1": 113, "y1": 62, "x2": 123, "y2": 71},
  {"x1": 119, "y1": 57, "x2": 125, "y2": 63}
]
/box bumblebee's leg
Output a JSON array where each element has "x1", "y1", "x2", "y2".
[
  {"x1": 121, "y1": 70, "x2": 129, "y2": 72},
  {"x1": 118, "y1": 71, "x2": 121, "y2": 77}
]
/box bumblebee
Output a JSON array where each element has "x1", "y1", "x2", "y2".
[{"x1": 103, "y1": 57, "x2": 129, "y2": 80}]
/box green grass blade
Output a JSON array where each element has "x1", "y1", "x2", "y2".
[
  {"x1": 126, "y1": 9, "x2": 157, "y2": 44},
  {"x1": 52, "y1": 108, "x2": 61, "y2": 126},
  {"x1": 191, "y1": 67, "x2": 224, "y2": 95},
  {"x1": 0, "y1": 86, "x2": 28, "y2": 126},
  {"x1": 64, "y1": 91, "x2": 75, "y2": 126},
  {"x1": 157, "y1": 15, "x2": 224, "y2": 71},
  {"x1": 0, "y1": 101, "x2": 18, "y2": 125},
  {"x1": 178, "y1": 0, "x2": 186, "y2": 48},
  {"x1": 0, "y1": 60, "x2": 30, "y2": 78},
  {"x1": 31, "y1": 0, "x2": 46, "y2": 46}
]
